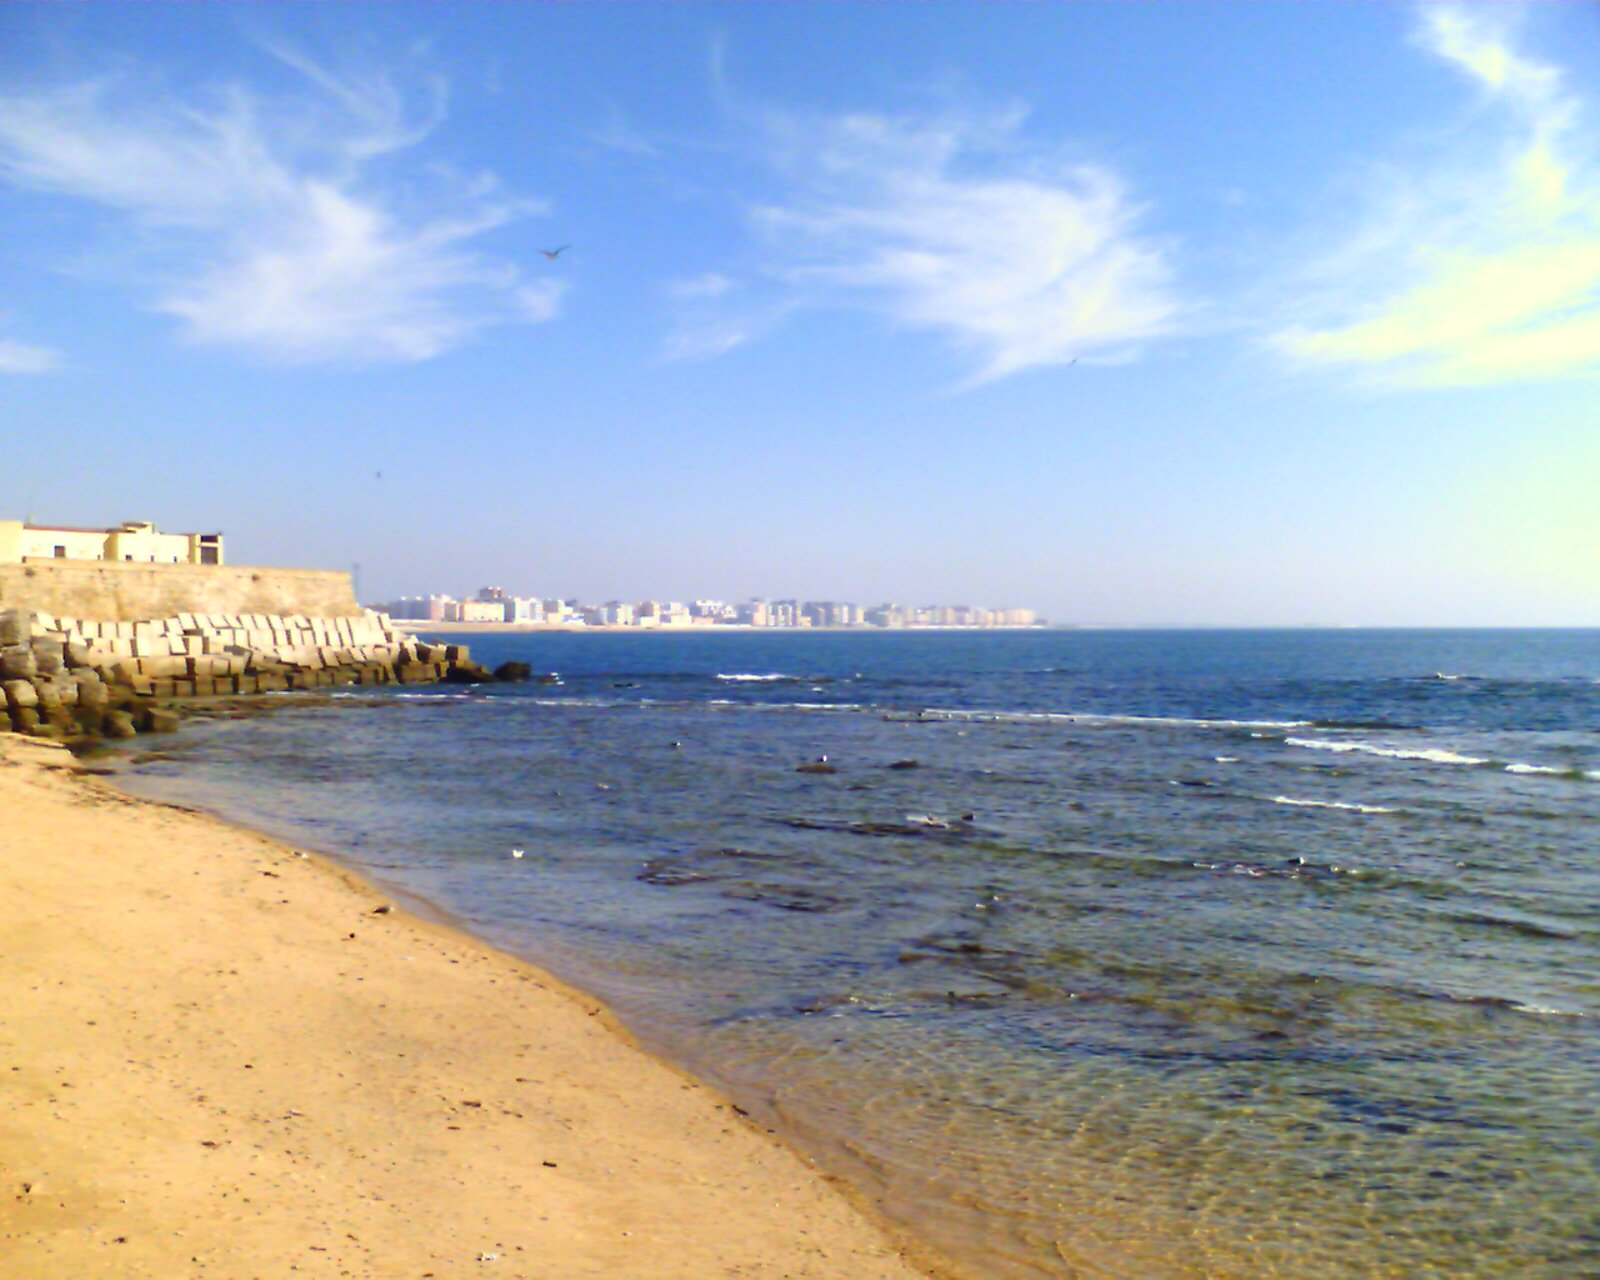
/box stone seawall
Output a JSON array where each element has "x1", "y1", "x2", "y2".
[
  {"x1": 1, "y1": 607, "x2": 494, "y2": 740},
  {"x1": 0, "y1": 561, "x2": 362, "y2": 622}
]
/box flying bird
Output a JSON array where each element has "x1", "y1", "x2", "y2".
[{"x1": 540, "y1": 245, "x2": 570, "y2": 260}]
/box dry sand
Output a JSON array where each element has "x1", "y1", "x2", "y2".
[{"x1": 0, "y1": 735, "x2": 939, "y2": 1279}]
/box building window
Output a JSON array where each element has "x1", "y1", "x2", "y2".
[
  {"x1": 200, "y1": 545, "x2": 219, "y2": 564},
  {"x1": 53, "y1": 545, "x2": 66, "y2": 558},
  {"x1": 125, "y1": 555, "x2": 133, "y2": 561}
]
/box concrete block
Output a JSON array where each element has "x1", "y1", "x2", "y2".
[
  {"x1": 1, "y1": 647, "x2": 38, "y2": 680},
  {"x1": 33, "y1": 650, "x2": 65, "y2": 678},
  {"x1": 4, "y1": 679, "x2": 40, "y2": 710},
  {"x1": 140, "y1": 707, "x2": 181, "y2": 733},
  {"x1": 0, "y1": 611, "x2": 31, "y2": 647},
  {"x1": 77, "y1": 680, "x2": 109, "y2": 710}
]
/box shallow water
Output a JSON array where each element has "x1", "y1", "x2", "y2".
[{"x1": 115, "y1": 629, "x2": 1600, "y2": 1277}]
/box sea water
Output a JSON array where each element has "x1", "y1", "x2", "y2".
[{"x1": 115, "y1": 629, "x2": 1600, "y2": 1278}]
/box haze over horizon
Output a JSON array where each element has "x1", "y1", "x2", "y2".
[{"x1": 3, "y1": 2, "x2": 1598, "y2": 628}]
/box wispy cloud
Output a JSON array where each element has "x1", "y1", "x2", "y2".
[
  {"x1": 672, "y1": 102, "x2": 1182, "y2": 385},
  {"x1": 0, "y1": 332, "x2": 63, "y2": 374},
  {"x1": 1274, "y1": 4, "x2": 1600, "y2": 388},
  {"x1": 0, "y1": 49, "x2": 560, "y2": 364}
]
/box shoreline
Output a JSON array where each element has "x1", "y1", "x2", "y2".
[{"x1": 0, "y1": 734, "x2": 945, "y2": 1279}]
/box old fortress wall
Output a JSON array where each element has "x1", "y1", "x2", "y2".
[{"x1": 0, "y1": 561, "x2": 363, "y2": 622}]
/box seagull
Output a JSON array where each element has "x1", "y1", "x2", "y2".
[
  {"x1": 539, "y1": 245, "x2": 570, "y2": 260},
  {"x1": 511, "y1": 848, "x2": 525, "y2": 859}
]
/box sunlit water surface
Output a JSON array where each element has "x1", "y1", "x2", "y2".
[{"x1": 115, "y1": 630, "x2": 1600, "y2": 1278}]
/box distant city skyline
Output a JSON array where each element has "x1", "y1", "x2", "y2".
[
  {"x1": 383, "y1": 587, "x2": 1042, "y2": 630},
  {"x1": 3, "y1": 4, "x2": 1598, "y2": 626}
]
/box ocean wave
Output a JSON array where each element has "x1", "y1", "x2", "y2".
[
  {"x1": 1271, "y1": 795, "x2": 1399, "y2": 815},
  {"x1": 918, "y1": 707, "x2": 1311, "y2": 731},
  {"x1": 1504, "y1": 763, "x2": 1600, "y2": 781},
  {"x1": 1288, "y1": 737, "x2": 1598, "y2": 779},
  {"x1": 1285, "y1": 737, "x2": 1489, "y2": 766},
  {"x1": 1512, "y1": 1003, "x2": 1585, "y2": 1018},
  {"x1": 717, "y1": 672, "x2": 830, "y2": 684},
  {"x1": 1310, "y1": 718, "x2": 1421, "y2": 731}
]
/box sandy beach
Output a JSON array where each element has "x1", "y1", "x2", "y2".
[{"x1": 0, "y1": 734, "x2": 938, "y2": 1279}]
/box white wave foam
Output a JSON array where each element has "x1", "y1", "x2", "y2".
[
  {"x1": 1285, "y1": 737, "x2": 1489, "y2": 766},
  {"x1": 1504, "y1": 763, "x2": 1600, "y2": 780},
  {"x1": 1288, "y1": 737, "x2": 1598, "y2": 779},
  {"x1": 717, "y1": 673, "x2": 798, "y2": 683},
  {"x1": 921, "y1": 707, "x2": 1309, "y2": 731},
  {"x1": 1271, "y1": 795, "x2": 1398, "y2": 814},
  {"x1": 1513, "y1": 1002, "x2": 1584, "y2": 1018}
]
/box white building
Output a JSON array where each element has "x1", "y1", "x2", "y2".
[{"x1": 1, "y1": 519, "x2": 223, "y2": 565}]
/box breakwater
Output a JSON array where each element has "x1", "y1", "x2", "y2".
[{"x1": 0, "y1": 607, "x2": 485, "y2": 739}]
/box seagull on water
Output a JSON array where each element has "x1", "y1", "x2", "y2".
[{"x1": 511, "y1": 848, "x2": 525, "y2": 859}]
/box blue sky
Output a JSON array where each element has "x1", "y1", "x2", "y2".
[{"x1": 3, "y1": 2, "x2": 1598, "y2": 625}]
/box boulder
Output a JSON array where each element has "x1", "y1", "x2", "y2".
[
  {"x1": 443, "y1": 662, "x2": 494, "y2": 684},
  {"x1": 493, "y1": 661, "x2": 533, "y2": 682},
  {"x1": 0, "y1": 611, "x2": 29, "y2": 647},
  {"x1": 103, "y1": 709, "x2": 137, "y2": 739}
]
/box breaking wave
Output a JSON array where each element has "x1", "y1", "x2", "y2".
[{"x1": 1271, "y1": 795, "x2": 1400, "y2": 815}]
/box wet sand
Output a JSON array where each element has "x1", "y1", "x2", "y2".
[{"x1": 0, "y1": 735, "x2": 939, "y2": 1279}]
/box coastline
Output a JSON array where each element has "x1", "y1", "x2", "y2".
[{"x1": 0, "y1": 735, "x2": 942, "y2": 1279}]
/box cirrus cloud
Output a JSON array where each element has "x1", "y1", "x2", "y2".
[
  {"x1": 0, "y1": 50, "x2": 562, "y2": 365},
  {"x1": 0, "y1": 334, "x2": 63, "y2": 374},
  {"x1": 1274, "y1": 4, "x2": 1600, "y2": 388},
  {"x1": 670, "y1": 103, "x2": 1183, "y2": 386}
]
